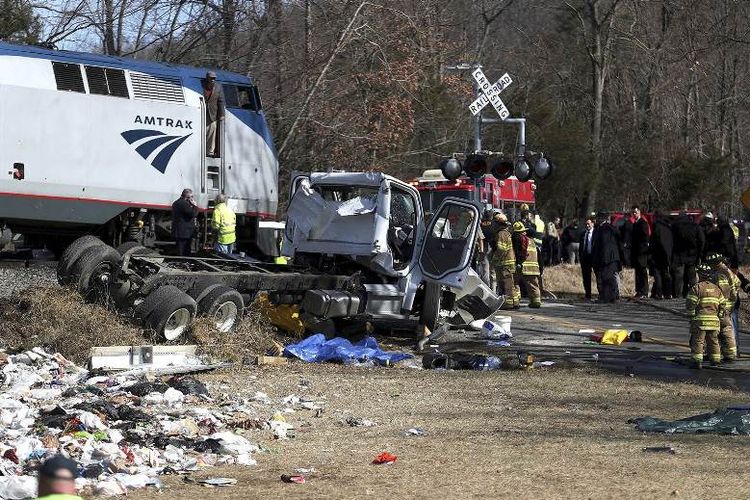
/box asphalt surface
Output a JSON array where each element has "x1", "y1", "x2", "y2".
[{"x1": 437, "y1": 297, "x2": 750, "y2": 392}]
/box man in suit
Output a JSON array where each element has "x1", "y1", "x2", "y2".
[
  {"x1": 202, "y1": 71, "x2": 225, "y2": 157},
  {"x1": 579, "y1": 217, "x2": 596, "y2": 300},
  {"x1": 593, "y1": 211, "x2": 622, "y2": 303},
  {"x1": 172, "y1": 188, "x2": 198, "y2": 256},
  {"x1": 631, "y1": 205, "x2": 650, "y2": 298}
]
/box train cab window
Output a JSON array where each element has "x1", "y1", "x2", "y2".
[
  {"x1": 225, "y1": 84, "x2": 262, "y2": 111},
  {"x1": 223, "y1": 84, "x2": 239, "y2": 107},
  {"x1": 52, "y1": 62, "x2": 85, "y2": 93},
  {"x1": 84, "y1": 66, "x2": 129, "y2": 98}
]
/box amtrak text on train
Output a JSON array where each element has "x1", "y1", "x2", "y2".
[{"x1": 134, "y1": 115, "x2": 192, "y2": 129}]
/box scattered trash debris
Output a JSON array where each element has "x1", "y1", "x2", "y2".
[
  {"x1": 404, "y1": 427, "x2": 425, "y2": 437},
  {"x1": 423, "y1": 352, "x2": 501, "y2": 370},
  {"x1": 643, "y1": 446, "x2": 676, "y2": 454},
  {"x1": 281, "y1": 474, "x2": 306, "y2": 484},
  {"x1": 255, "y1": 356, "x2": 289, "y2": 366},
  {"x1": 632, "y1": 406, "x2": 750, "y2": 435},
  {"x1": 481, "y1": 318, "x2": 512, "y2": 339},
  {"x1": 486, "y1": 340, "x2": 511, "y2": 347},
  {"x1": 372, "y1": 452, "x2": 398, "y2": 465},
  {"x1": 534, "y1": 361, "x2": 555, "y2": 368},
  {"x1": 88, "y1": 345, "x2": 203, "y2": 370},
  {"x1": 284, "y1": 334, "x2": 413, "y2": 366},
  {"x1": 0, "y1": 347, "x2": 312, "y2": 496},
  {"x1": 346, "y1": 417, "x2": 377, "y2": 428},
  {"x1": 194, "y1": 477, "x2": 238, "y2": 487},
  {"x1": 294, "y1": 467, "x2": 316, "y2": 474},
  {"x1": 586, "y1": 329, "x2": 642, "y2": 345}
]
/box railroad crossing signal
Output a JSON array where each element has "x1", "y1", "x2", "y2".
[{"x1": 468, "y1": 68, "x2": 512, "y2": 119}]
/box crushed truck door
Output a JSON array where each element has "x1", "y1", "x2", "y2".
[{"x1": 417, "y1": 197, "x2": 480, "y2": 289}]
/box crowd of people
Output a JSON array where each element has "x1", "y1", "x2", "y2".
[{"x1": 475, "y1": 204, "x2": 748, "y2": 370}]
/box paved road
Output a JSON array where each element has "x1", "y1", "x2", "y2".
[{"x1": 437, "y1": 297, "x2": 750, "y2": 392}]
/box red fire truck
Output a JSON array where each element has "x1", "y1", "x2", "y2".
[{"x1": 412, "y1": 169, "x2": 536, "y2": 215}]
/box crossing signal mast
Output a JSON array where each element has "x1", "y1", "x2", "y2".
[{"x1": 440, "y1": 63, "x2": 554, "y2": 191}]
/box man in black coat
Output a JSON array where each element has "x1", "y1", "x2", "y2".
[
  {"x1": 579, "y1": 217, "x2": 596, "y2": 300},
  {"x1": 671, "y1": 211, "x2": 704, "y2": 297},
  {"x1": 649, "y1": 210, "x2": 673, "y2": 299},
  {"x1": 172, "y1": 188, "x2": 198, "y2": 256},
  {"x1": 717, "y1": 216, "x2": 739, "y2": 269},
  {"x1": 592, "y1": 212, "x2": 622, "y2": 303},
  {"x1": 630, "y1": 206, "x2": 650, "y2": 298},
  {"x1": 620, "y1": 216, "x2": 633, "y2": 268}
]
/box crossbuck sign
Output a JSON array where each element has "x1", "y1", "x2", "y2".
[{"x1": 468, "y1": 68, "x2": 513, "y2": 119}]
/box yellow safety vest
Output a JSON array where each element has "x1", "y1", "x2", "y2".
[
  {"x1": 522, "y1": 239, "x2": 540, "y2": 276},
  {"x1": 211, "y1": 203, "x2": 237, "y2": 245},
  {"x1": 533, "y1": 216, "x2": 544, "y2": 246},
  {"x1": 686, "y1": 281, "x2": 726, "y2": 330},
  {"x1": 730, "y1": 223, "x2": 740, "y2": 241}
]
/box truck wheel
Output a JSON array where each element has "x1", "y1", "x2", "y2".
[
  {"x1": 69, "y1": 245, "x2": 122, "y2": 301},
  {"x1": 135, "y1": 285, "x2": 182, "y2": 320},
  {"x1": 145, "y1": 291, "x2": 197, "y2": 341},
  {"x1": 420, "y1": 281, "x2": 442, "y2": 332},
  {"x1": 57, "y1": 236, "x2": 104, "y2": 285},
  {"x1": 198, "y1": 285, "x2": 244, "y2": 333}
]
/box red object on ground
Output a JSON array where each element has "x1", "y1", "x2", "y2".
[
  {"x1": 281, "y1": 475, "x2": 306, "y2": 484},
  {"x1": 372, "y1": 452, "x2": 398, "y2": 465},
  {"x1": 590, "y1": 333, "x2": 604, "y2": 343},
  {"x1": 3, "y1": 449, "x2": 18, "y2": 464}
]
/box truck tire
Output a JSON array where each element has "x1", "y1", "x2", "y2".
[
  {"x1": 68, "y1": 245, "x2": 122, "y2": 300},
  {"x1": 135, "y1": 285, "x2": 182, "y2": 320},
  {"x1": 144, "y1": 290, "x2": 197, "y2": 341},
  {"x1": 198, "y1": 285, "x2": 244, "y2": 333},
  {"x1": 57, "y1": 236, "x2": 104, "y2": 285},
  {"x1": 420, "y1": 281, "x2": 442, "y2": 332}
]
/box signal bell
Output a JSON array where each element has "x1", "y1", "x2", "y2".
[
  {"x1": 515, "y1": 159, "x2": 532, "y2": 182},
  {"x1": 464, "y1": 154, "x2": 487, "y2": 179},
  {"x1": 533, "y1": 156, "x2": 553, "y2": 180},
  {"x1": 490, "y1": 157, "x2": 514, "y2": 180},
  {"x1": 439, "y1": 158, "x2": 463, "y2": 180}
]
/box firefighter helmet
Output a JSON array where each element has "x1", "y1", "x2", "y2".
[{"x1": 513, "y1": 221, "x2": 527, "y2": 233}]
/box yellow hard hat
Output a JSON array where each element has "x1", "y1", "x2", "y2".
[
  {"x1": 513, "y1": 221, "x2": 526, "y2": 233},
  {"x1": 519, "y1": 203, "x2": 529, "y2": 212}
]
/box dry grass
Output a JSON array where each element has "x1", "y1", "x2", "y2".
[
  {"x1": 0, "y1": 287, "x2": 294, "y2": 365},
  {"x1": 544, "y1": 264, "x2": 637, "y2": 297},
  {"x1": 0, "y1": 286, "x2": 144, "y2": 364},
  {"x1": 191, "y1": 303, "x2": 294, "y2": 364},
  {"x1": 126, "y1": 363, "x2": 750, "y2": 500}
]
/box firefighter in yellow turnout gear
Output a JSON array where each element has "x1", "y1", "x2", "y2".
[
  {"x1": 706, "y1": 253, "x2": 739, "y2": 361},
  {"x1": 686, "y1": 264, "x2": 728, "y2": 369},
  {"x1": 492, "y1": 213, "x2": 518, "y2": 309},
  {"x1": 512, "y1": 221, "x2": 542, "y2": 308}
]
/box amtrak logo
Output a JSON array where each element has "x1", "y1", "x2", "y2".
[{"x1": 121, "y1": 129, "x2": 192, "y2": 173}]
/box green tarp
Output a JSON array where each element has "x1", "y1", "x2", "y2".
[{"x1": 632, "y1": 406, "x2": 750, "y2": 435}]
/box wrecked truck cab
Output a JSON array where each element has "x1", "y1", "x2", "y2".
[{"x1": 283, "y1": 172, "x2": 422, "y2": 277}]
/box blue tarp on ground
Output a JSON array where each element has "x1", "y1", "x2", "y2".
[{"x1": 284, "y1": 334, "x2": 413, "y2": 366}]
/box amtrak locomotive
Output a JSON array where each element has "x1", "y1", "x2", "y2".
[{"x1": 0, "y1": 41, "x2": 278, "y2": 255}]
